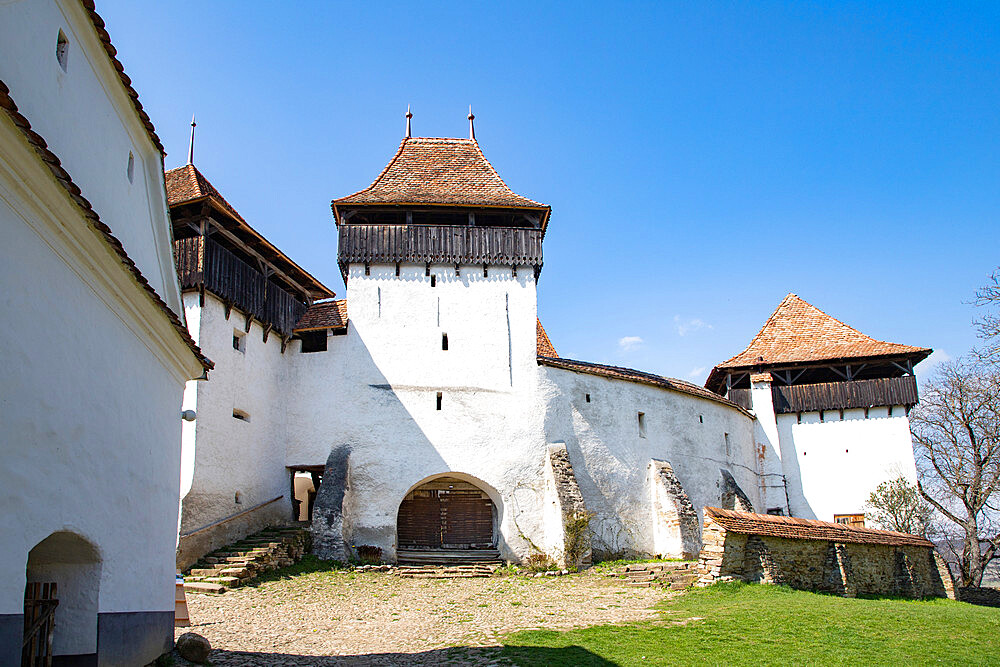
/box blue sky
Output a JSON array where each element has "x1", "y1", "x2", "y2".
[{"x1": 101, "y1": 1, "x2": 999, "y2": 383}]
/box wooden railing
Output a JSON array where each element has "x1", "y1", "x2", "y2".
[
  {"x1": 724, "y1": 376, "x2": 919, "y2": 414},
  {"x1": 338, "y1": 224, "x2": 544, "y2": 267},
  {"x1": 174, "y1": 237, "x2": 305, "y2": 336}
]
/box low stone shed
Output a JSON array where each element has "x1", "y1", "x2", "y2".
[{"x1": 696, "y1": 507, "x2": 956, "y2": 599}]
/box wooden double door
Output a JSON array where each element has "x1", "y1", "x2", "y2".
[{"x1": 397, "y1": 477, "x2": 495, "y2": 549}]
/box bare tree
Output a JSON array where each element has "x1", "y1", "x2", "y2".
[
  {"x1": 974, "y1": 268, "x2": 1000, "y2": 362},
  {"x1": 910, "y1": 358, "x2": 1000, "y2": 587},
  {"x1": 865, "y1": 476, "x2": 932, "y2": 536}
]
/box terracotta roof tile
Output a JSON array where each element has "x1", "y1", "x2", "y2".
[
  {"x1": 704, "y1": 507, "x2": 933, "y2": 548},
  {"x1": 334, "y1": 137, "x2": 550, "y2": 214},
  {"x1": 0, "y1": 80, "x2": 211, "y2": 371},
  {"x1": 713, "y1": 294, "x2": 930, "y2": 372},
  {"x1": 294, "y1": 300, "x2": 347, "y2": 332},
  {"x1": 536, "y1": 319, "x2": 557, "y2": 357},
  {"x1": 538, "y1": 357, "x2": 751, "y2": 416}
]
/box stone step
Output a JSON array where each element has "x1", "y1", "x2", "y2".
[{"x1": 184, "y1": 581, "x2": 226, "y2": 594}]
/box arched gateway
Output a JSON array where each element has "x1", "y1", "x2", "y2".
[{"x1": 397, "y1": 475, "x2": 497, "y2": 554}]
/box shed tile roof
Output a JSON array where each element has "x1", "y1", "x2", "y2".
[
  {"x1": 0, "y1": 80, "x2": 211, "y2": 371},
  {"x1": 294, "y1": 300, "x2": 348, "y2": 332},
  {"x1": 538, "y1": 357, "x2": 751, "y2": 416},
  {"x1": 704, "y1": 507, "x2": 933, "y2": 547},
  {"x1": 711, "y1": 293, "x2": 930, "y2": 375},
  {"x1": 333, "y1": 137, "x2": 550, "y2": 214},
  {"x1": 536, "y1": 319, "x2": 557, "y2": 357},
  {"x1": 165, "y1": 164, "x2": 335, "y2": 299}
]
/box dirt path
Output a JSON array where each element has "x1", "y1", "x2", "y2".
[{"x1": 175, "y1": 569, "x2": 671, "y2": 665}]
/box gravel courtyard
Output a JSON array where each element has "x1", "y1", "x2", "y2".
[{"x1": 174, "y1": 568, "x2": 672, "y2": 665}]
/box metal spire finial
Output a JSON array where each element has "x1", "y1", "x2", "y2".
[
  {"x1": 405, "y1": 105, "x2": 412, "y2": 138},
  {"x1": 187, "y1": 114, "x2": 196, "y2": 165},
  {"x1": 468, "y1": 105, "x2": 475, "y2": 140}
]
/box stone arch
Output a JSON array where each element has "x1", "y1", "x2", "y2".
[
  {"x1": 396, "y1": 473, "x2": 502, "y2": 553},
  {"x1": 24, "y1": 531, "x2": 103, "y2": 660}
]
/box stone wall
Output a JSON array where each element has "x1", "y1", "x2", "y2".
[
  {"x1": 543, "y1": 443, "x2": 592, "y2": 569},
  {"x1": 696, "y1": 509, "x2": 955, "y2": 599},
  {"x1": 649, "y1": 460, "x2": 701, "y2": 559}
]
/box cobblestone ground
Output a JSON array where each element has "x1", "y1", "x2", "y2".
[{"x1": 173, "y1": 569, "x2": 671, "y2": 665}]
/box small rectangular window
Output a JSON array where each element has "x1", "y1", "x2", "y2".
[
  {"x1": 233, "y1": 330, "x2": 246, "y2": 353},
  {"x1": 638, "y1": 412, "x2": 646, "y2": 438},
  {"x1": 724, "y1": 432, "x2": 731, "y2": 456},
  {"x1": 431, "y1": 275, "x2": 437, "y2": 287},
  {"x1": 299, "y1": 330, "x2": 328, "y2": 353},
  {"x1": 233, "y1": 409, "x2": 250, "y2": 422},
  {"x1": 442, "y1": 333, "x2": 449, "y2": 350},
  {"x1": 436, "y1": 392, "x2": 443, "y2": 411},
  {"x1": 834, "y1": 513, "x2": 865, "y2": 528},
  {"x1": 585, "y1": 393, "x2": 591, "y2": 403},
  {"x1": 766, "y1": 507, "x2": 785, "y2": 516}
]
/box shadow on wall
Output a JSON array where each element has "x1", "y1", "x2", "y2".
[
  {"x1": 297, "y1": 319, "x2": 526, "y2": 563},
  {"x1": 197, "y1": 646, "x2": 619, "y2": 666}
]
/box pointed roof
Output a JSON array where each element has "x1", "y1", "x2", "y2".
[
  {"x1": 537, "y1": 319, "x2": 557, "y2": 358},
  {"x1": 165, "y1": 164, "x2": 335, "y2": 300},
  {"x1": 706, "y1": 294, "x2": 931, "y2": 389},
  {"x1": 333, "y1": 137, "x2": 550, "y2": 221}
]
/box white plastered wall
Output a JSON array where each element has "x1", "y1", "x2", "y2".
[
  {"x1": 285, "y1": 263, "x2": 547, "y2": 561},
  {"x1": 0, "y1": 0, "x2": 183, "y2": 315},
  {"x1": 0, "y1": 116, "x2": 194, "y2": 623},
  {"x1": 539, "y1": 367, "x2": 760, "y2": 559},
  {"x1": 777, "y1": 407, "x2": 919, "y2": 521}
]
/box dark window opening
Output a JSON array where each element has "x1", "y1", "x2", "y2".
[
  {"x1": 436, "y1": 392, "x2": 443, "y2": 410},
  {"x1": 300, "y1": 330, "x2": 328, "y2": 353},
  {"x1": 430, "y1": 275, "x2": 437, "y2": 287},
  {"x1": 767, "y1": 507, "x2": 785, "y2": 516},
  {"x1": 585, "y1": 393, "x2": 591, "y2": 403},
  {"x1": 699, "y1": 415, "x2": 703, "y2": 423},
  {"x1": 442, "y1": 333, "x2": 449, "y2": 350},
  {"x1": 233, "y1": 330, "x2": 245, "y2": 352},
  {"x1": 56, "y1": 30, "x2": 69, "y2": 71},
  {"x1": 638, "y1": 412, "x2": 647, "y2": 438}
]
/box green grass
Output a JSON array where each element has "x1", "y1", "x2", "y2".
[{"x1": 501, "y1": 582, "x2": 1000, "y2": 666}]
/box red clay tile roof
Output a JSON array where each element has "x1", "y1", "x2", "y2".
[
  {"x1": 165, "y1": 164, "x2": 335, "y2": 300},
  {"x1": 537, "y1": 319, "x2": 557, "y2": 357},
  {"x1": 0, "y1": 79, "x2": 211, "y2": 371},
  {"x1": 704, "y1": 507, "x2": 933, "y2": 548},
  {"x1": 333, "y1": 136, "x2": 550, "y2": 217},
  {"x1": 80, "y1": 1, "x2": 163, "y2": 154},
  {"x1": 294, "y1": 300, "x2": 347, "y2": 332},
  {"x1": 707, "y1": 294, "x2": 930, "y2": 389},
  {"x1": 538, "y1": 357, "x2": 751, "y2": 416}
]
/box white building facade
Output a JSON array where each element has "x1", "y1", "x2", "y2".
[
  {"x1": 0, "y1": 1, "x2": 210, "y2": 664},
  {"x1": 170, "y1": 130, "x2": 929, "y2": 571}
]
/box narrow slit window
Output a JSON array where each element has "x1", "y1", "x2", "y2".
[
  {"x1": 126, "y1": 152, "x2": 135, "y2": 183},
  {"x1": 233, "y1": 330, "x2": 246, "y2": 353},
  {"x1": 441, "y1": 333, "x2": 449, "y2": 350},
  {"x1": 638, "y1": 412, "x2": 646, "y2": 438},
  {"x1": 56, "y1": 30, "x2": 69, "y2": 71},
  {"x1": 436, "y1": 392, "x2": 443, "y2": 411},
  {"x1": 430, "y1": 275, "x2": 437, "y2": 287},
  {"x1": 724, "y1": 432, "x2": 731, "y2": 456},
  {"x1": 585, "y1": 393, "x2": 591, "y2": 403}
]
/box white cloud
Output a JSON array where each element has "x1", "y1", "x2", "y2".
[
  {"x1": 674, "y1": 315, "x2": 713, "y2": 337},
  {"x1": 687, "y1": 366, "x2": 706, "y2": 381},
  {"x1": 618, "y1": 336, "x2": 643, "y2": 352},
  {"x1": 915, "y1": 349, "x2": 951, "y2": 383}
]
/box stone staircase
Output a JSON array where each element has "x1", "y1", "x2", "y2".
[
  {"x1": 611, "y1": 561, "x2": 699, "y2": 590},
  {"x1": 396, "y1": 548, "x2": 503, "y2": 566},
  {"x1": 397, "y1": 563, "x2": 500, "y2": 579},
  {"x1": 183, "y1": 526, "x2": 310, "y2": 594}
]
